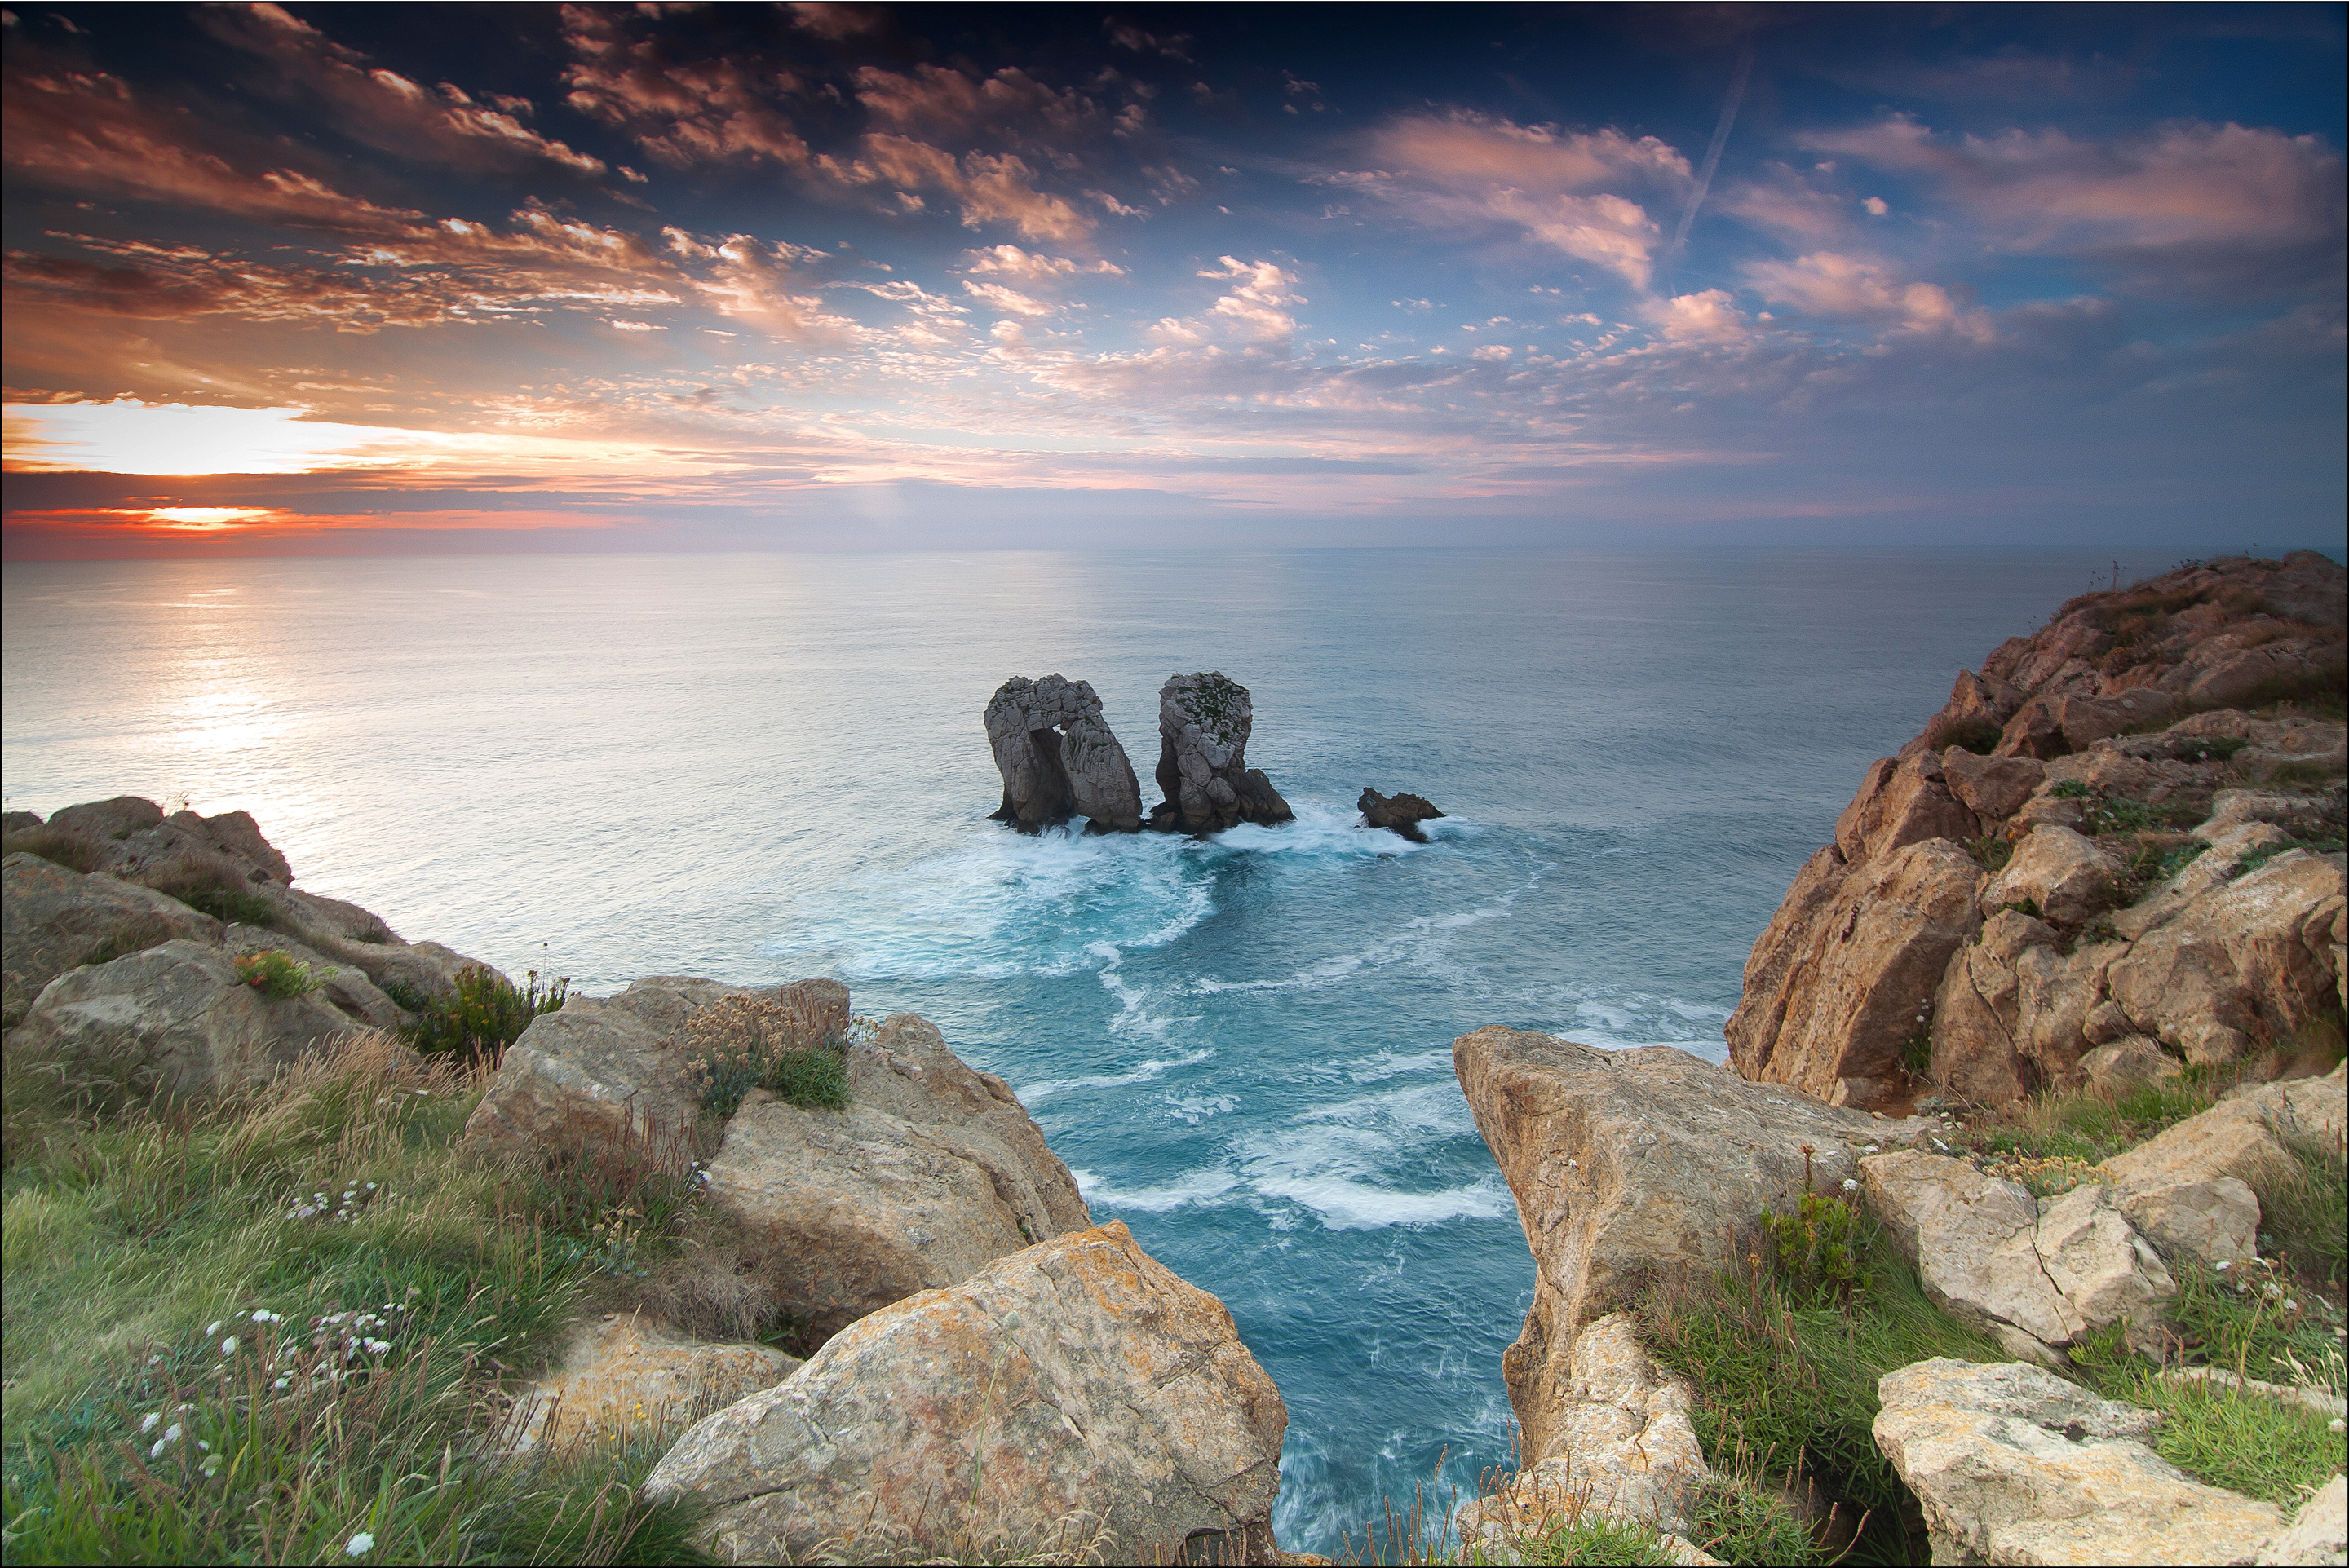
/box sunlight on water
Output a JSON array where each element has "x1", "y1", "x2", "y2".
[{"x1": 2, "y1": 546, "x2": 2120, "y2": 1554}]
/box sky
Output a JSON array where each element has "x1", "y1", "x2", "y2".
[{"x1": 2, "y1": 2, "x2": 2343, "y2": 556}]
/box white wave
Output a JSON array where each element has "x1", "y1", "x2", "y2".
[
  {"x1": 1020, "y1": 1047, "x2": 1215, "y2": 1105},
  {"x1": 1200, "y1": 797, "x2": 1436, "y2": 859},
  {"x1": 1190, "y1": 895, "x2": 1518, "y2": 996},
  {"x1": 1069, "y1": 1167, "x2": 1241, "y2": 1212},
  {"x1": 1252, "y1": 1171, "x2": 1513, "y2": 1231}
]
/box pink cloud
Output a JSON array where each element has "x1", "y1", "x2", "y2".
[
  {"x1": 562, "y1": 5, "x2": 809, "y2": 169},
  {"x1": 1743, "y1": 250, "x2": 1994, "y2": 341}
]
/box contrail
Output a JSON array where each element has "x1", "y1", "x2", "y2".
[{"x1": 1668, "y1": 42, "x2": 1755, "y2": 267}]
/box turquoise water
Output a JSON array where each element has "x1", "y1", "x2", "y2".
[{"x1": 2, "y1": 547, "x2": 2125, "y2": 1552}]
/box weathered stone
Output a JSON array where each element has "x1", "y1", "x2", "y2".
[
  {"x1": 1151, "y1": 672, "x2": 1293, "y2": 834},
  {"x1": 2257, "y1": 1472, "x2": 2347, "y2": 1566},
  {"x1": 1727, "y1": 838, "x2": 1982, "y2": 1108},
  {"x1": 706, "y1": 1011, "x2": 1091, "y2": 1341},
  {"x1": 1986, "y1": 825, "x2": 2125, "y2": 926},
  {"x1": 1876, "y1": 1358, "x2": 2288, "y2": 1566},
  {"x1": 504, "y1": 1314, "x2": 799, "y2": 1452},
  {"x1": 1943, "y1": 749, "x2": 2045, "y2": 822},
  {"x1": 221, "y1": 926, "x2": 404, "y2": 1031},
  {"x1": 1453, "y1": 1028, "x2": 1920, "y2": 1464},
  {"x1": 1359, "y1": 788, "x2": 1445, "y2": 842},
  {"x1": 644, "y1": 1221, "x2": 1287, "y2": 1566},
  {"x1": 2080, "y1": 1036, "x2": 2184, "y2": 1096},
  {"x1": 983, "y1": 674, "x2": 1144, "y2": 833},
  {"x1": 2, "y1": 853, "x2": 222, "y2": 1027},
  {"x1": 1834, "y1": 751, "x2": 1980, "y2": 864},
  {"x1": 463, "y1": 976, "x2": 848, "y2": 1155},
  {"x1": 2034, "y1": 1182, "x2": 2175, "y2": 1332},
  {"x1": 9, "y1": 939, "x2": 357, "y2": 1098},
  {"x1": 2101, "y1": 1064, "x2": 2347, "y2": 1266}
]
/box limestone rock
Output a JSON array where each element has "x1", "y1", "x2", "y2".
[
  {"x1": 1986, "y1": 825, "x2": 2125, "y2": 926},
  {"x1": 1929, "y1": 911, "x2": 2113, "y2": 1105},
  {"x1": 1943, "y1": 749, "x2": 2045, "y2": 821},
  {"x1": 1359, "y1": 788, "x2": 1445, "y2": 843},
  {"x1": 1727, "y1": 837, "x2": 1982, "y2": 1107},
  {"x1": 984, "y1": 675, "x2": 1144, "y2": 833},
  {"x1": 1834, "y1": 751, "x2": 1980, "y2": 864},
  {"x1": 2258, "y1": 1473, "x2": 2347, "y2": 1566},
  {"x1": 705, "y1": 1012, "x2": 1091, "y2": 1341},
  {"x1": 10, "y1": 939, "x2": 357, "y2": 1098},
  {"x1": 1452, "y1": 1027, "x2": 1920, "y2": 1464},
  {"x1": 1151, "y1": 672, "x2": 1293, "y2": 834},
  {"x1": 1860, "y1": 1152, "x2": 2172, "y2": 1346},
  {"x1": 2, "y1": 853, "x2": 222, "y2": 1027},
  {"x1": 504, "y1": 1314, "x2": 799, "y2": 1452},
  {"x1": 462, "y1": 977, "x2": 848, "y2": 1155},
  {"x1": 1877, "y1": 1358, "x2": 2289, "y2": 1565},
  {"x1": 2101, "y1": 1063, "x2": 2347, "y2": 1266},
  {"x1": 643, "y1": 1221, "x2": 1287, "y2": 1566},
  {"x1": 2080, "y1": 1036, "x2": 2185, "y2": 1096}
]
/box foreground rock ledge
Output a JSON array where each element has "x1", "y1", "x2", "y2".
[{"x1": 644, "y1": 1221, "x2": 1288, "y2": 1566}]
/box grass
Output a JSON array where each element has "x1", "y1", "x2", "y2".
[
  {"x1": 2, "y1": 828, "x2": 105, "y2": 876},
  {"x1": 79, "y1": 913, "x2": 184, "y2": 970},
  {"x1": 231, "y1": 951, "x2": 323, "y2": 1001},
  {"x1": 0, "y1": 1032, "x2": 711, "y2": 1565},
  {"x1": 1944, "y1": 1073, "x2": 2221, "y2": 1166},
  {"x1": 679, "y1": 993, "x2": 854, "y2": 1117},
  {"x1": 384, "y1": 968, "x2": 568, "y2": 1065},
  {"x1": 135, "y1": 853, "x2": 281, "y2": 930}
]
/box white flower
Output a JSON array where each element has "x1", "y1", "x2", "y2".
[
  {"x1": 2215, "y1": 1260, "x2": 2232, "y2": 1271},
  {"x1": 149, "y1": 1439, "x2": 168, "y2": 1459},
  {"x1": 201, "y1": 1454, "x2": 221, "y2": 1477},
  {"x1": 252, "y1": 1310, "x2": 278, "y2": 1323},
  {"x1": 346, "y1": 1531, "x2": 375, "y2": 1557},
  {"x1": 1841, "y1": 1178, "x2": 1859, "y2": 1192},
  {"x1": 206, "y1": 1321, "x2": 223, "y2": 1336},
  {"x1": 220, "y1": 1337, "x2": 237, "y2": 1356},
  {"x1": 141, "y1": 1412, "x2": 161, "y2": 1433}
]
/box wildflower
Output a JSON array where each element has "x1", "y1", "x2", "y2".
[
  {"x1": 273, "y1": 1376, "x2": 290, "y2": 1391},
  {"x1": 1841, "y1": 1178, "x2": 1860, "y2": 1193},
  {"x1": 201, "y1": 1454, "x2": 221, "y2": 1477},
  {"x1": 220, "y1": 1336, "x2": 237, "y2": 1355},
  {"x1": 141, "y1": 1412, "x2": 161, "y2": 1433},
  {"x1": 206, "y1": 1321, "x2": 223, "y2": 1336},
  {"x1": 150, "y1": 1438, "x2": 169, "y2": 1458},
  {"x1": 2215, "y1": 1260, "x2": 2232, "y2": 1271},
  {"x1": 252, "y1": 1310, "x2": 276, "y2": 1323},
  {"x1": 346, "y1": 1531, "x2": 375, "y2": 1557}
]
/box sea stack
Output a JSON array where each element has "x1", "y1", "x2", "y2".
[
  {"x1": 983, "y1": 675, "x2": 1144, "y2": 833},
  {"x1": 1150, "y1": 672, "x2": 1294, "y2": 834},
  {"x1": 1360, "y1": 788, "x2": 1445, "y2": 842}
]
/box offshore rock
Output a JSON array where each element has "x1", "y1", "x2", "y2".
[
  {"x1": 705, "y1": 1011, "x2": 1093, "y2": 1341},
  {"x1": 644, "y1": 1221, "x2": 1288, "y2": 1566},
  {"x1": 1359, "y1": 788, "x2": 1445, "y2": 842},
  {"x1": 1875, "y1": 1358, "x2": 2289, "y2": 1565},
  {"x1": 1453, "y1": 1027, "x2": 1922, "y2": 1465},
  {"x1": 984, "y1": 675, "x2": 1143, "y2": 833},
  {"x1": 1151, "y1": 671, "x2": 1294, "y2": 834}
]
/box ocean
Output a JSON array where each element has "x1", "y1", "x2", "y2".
[{"x1": 2, "y1": 545, "x2": 2133, "y2": 1553}]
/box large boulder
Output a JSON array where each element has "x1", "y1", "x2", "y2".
[
  {"x1": 2100, "y1": 1063, "x2": 2347, "y2": 1266},
  {"x1": 983, "y1": 674, "x2": 1144, "y2": 833},
  {"x1": 1928, "y1": 911, "x2": 2114, "y2": 1104},
  {"x1": 1726, "y1": 837, "x2": 1983, "y2": 1106},
  {"x1": 9, "y1": 939, "x2": 358, "y2": 1098},
  {"x1": 1151, "y1": 672, "x2": 1293, "y2": 834},
  {"x1": 2263, "y1": 1475, "x2": 2348, "y2": 1567},
  {"x1": 463, "y1": 976, "x2": 847, "y2": 1154},
  {"x1": 705, "y1": 1012, "x2": 1093, "y2": 1340},
  {"x1": 1985, "y1": 825, "x2": 2125, "y2": 926},
  {"x1": 1452, "y1": 1027, "x2": 1922, "y2": 1464},
  {"x1": 644, "y1": 1221, "x2": 1288, "y2": 1566},
  {"x1": 1862, "y1": 1153, "x2": 2173, "y2": 1361},
  {"x1": 2, "y1": 853, "x2": 222, "y2": 1027},
  {"x1": 503, "y1": 1314, "x2": 799, "y2": 1453},
  {"x1": 1875, "y1": 1359, "x2": 2289, "y2": 1566}
]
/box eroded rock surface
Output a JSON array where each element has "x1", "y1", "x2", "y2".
[
  {"x1": 1453, "y1": 1027, "x2": 1923, "y2": 1464},
  {"x1": 504, "y1": 1314, "x2": 799, "y2": 1452},
  {"x1": 984, "y1": 674, "x2": 1144, "y2": 833},
  {"x1": 1875, "y1": 1358, "x2": 2289, "y2": 1566},
  {"x1": 2, "y1": 853, "x2": 222, "y2": 1027},
  {"x1": 644, "y1": 1221, "x2": 1287, "y2": 1566},
  {"x1": 2100, "y1": 1062, "x2": 2347, "y2": 1266},
  {"x1": 1359, "y1": 788, "x2": 1445, "y2": 842},
  {"x1": 1728, "y1": 552, "x2": 2346, "y2": 1111},
  {"x1": 1152, "y1": 671, "x2": 1294, "y2": 834}
]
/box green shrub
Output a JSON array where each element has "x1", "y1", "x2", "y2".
[
  {"x1": 1761, "y1": 1189, "x2": 1872, "y2": 1307},
  {"x1": 1688, "y1": 1472, "x2": 1824, "y2": 1567},
  {"x1": 1, "y1": 826, "x2": 105, "y2": 875},
  {"x1": 1966, "y1": 833, "x2": 2015, "y2": 875},
  {"x1": 2051, "y1": 779, "x2": 2091, "y2": 800},
  {"x1": 679, "y1": 994, "x2": 853, "y2": 1118},
  {"x1": 230, "y1": 949, "x2": 323, "y2": 1000},
  {"x1": 387, "y1": 967, "x2": 567, "y2": 1063},
  {"x1": 2177, "y1": 735, "x2": 2249, "y2": 763},
  {"x1": 1942, "y1": 717, "x2": 2003, "y2": 756}
]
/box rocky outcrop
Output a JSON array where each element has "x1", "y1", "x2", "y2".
[
  {"x1": 644, "y1": 1221, "x2": 1288, "y2": 1566},
  {"x1": 7, "y1": 939, "x2": 361, "y2": 1098},
  {"x1": 1874, "y1": 1359, "x2": 2291, "y2": 1566},
  {"x1": 2099, "y1": 1062, "x2": 2347, "y2": 1266},
  {"x1": 504, "y1": 1313, "x2": 800, "y2": 1452},
  {"x1": 1359, "y1": 788, "x2": 1444, "y2": 842},
  {"x1": 706, "y1": 1011, "x2": 1093, "y2": 1340},
  {"x1": 1452, "y1": 1027, "x2": 1925, "y2": 1465},
  {"x1": 2, "y1": 853, "x2": 222, "y2": 1027},
  {"x1": 1728, "y1": 553, "x2": 2347, "y2": 1111},
  {"x1": 1861, "y1": 1152, "x2": 2173, "y2": 1362},
  {"x1": 1151, "y1": 672, "x2": 1294, "y2": 834},
  {"x1": 984, "y1": 675, "x2": 1144, "y2": 833}
]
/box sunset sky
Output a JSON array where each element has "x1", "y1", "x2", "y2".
[{"x1": 3, "y1": 3, "x2": 2342, "y2": 555}]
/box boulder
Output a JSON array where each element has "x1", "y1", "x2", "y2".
[
  {"x1": 1150, "y1": 672, "x2": 1293, "y2": 834},
  {"x1": 1834, "y1": 752, "x2": 1980, "y2": 864},
  {"x1": 1359, "y1": 788, "x2": 1445, "y2": 843},
  {"x1": 1452, "y1": 1027, "x2": 1920, "y2": 1464},
  {"x1": 1860, "y1": 1152, "x2": 2172, "y2": 1353},
  {"x1": 2, "y1": 853, "x2": 222, "y2": 1027},
  {"x1": 644, "y1": 1221, "x2": 1288, "y2": 1566},
  {"x1": 44, "y1": 797, "x2": 296, "y2": 888},
  {"x1": 463, "y1": 976, "x2": 848, "y2": 1155},
  {"x1": 2080, "y1": 1036, "x2": 2185, "y2": 1096},
  {"x1": 1942, "y1": 749, "x2": 2045, "y2": 822},
  {"x1": 2259, "y1": 1473, "x2": 2347, "y2": 1567},
  {"x1": 1726, "y1": 837, "x2": 1982, "y2": 1107},
  {"x1": 9, "y1": 939, "x2": 358, "y2": 1098},
  {"x1": 1985, "y1": 825, "x2": 2125, "y2": 926},
  {"x1": 503, "y1": 1314, "x2": 798, "y2": 1453},
  {"x1": 983, "y1": 674, "x2": 1144, "y2": 834},
  {"x1": 704, "y1": 1012, "x2": 1092, "y2": 1340},
  {"x1": 1875, "y1": 1358, "x2": 2289, "y2": 1566},
  {"x1": 1928, "y1": 911, "x2": 2113, "y2": 1106},
  {"x1": 2100, "y1": 1064, "x2": 2347, "y2": 1266}
]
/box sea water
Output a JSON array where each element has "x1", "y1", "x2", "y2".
[{"x1": 2, "y1": 546, "x2": 2126, "y2": 1552}]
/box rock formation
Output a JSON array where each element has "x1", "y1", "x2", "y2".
[
  {"x1": 984, "y1": 674, "x2": 1144, "y2": 833},
  {"x1": 1728, "y1": 552, "x2": 2347, "y2": 1111},
  {"x1": 2099, "y1": 1062, "x2": 2346, "y2": 1267},
  {"x1": 644, "y1": 1221, "x2": 1290, "y2": 1566},
  {"x1": 1360, "y1": 788, "x2": 1444, "y2": 842},
  {"x1": 1151, "y1": 672, "x2": 1294, "y2": 834},
  {"x1": 503, "y1": 1313, "x2": 801, "y2": 1453}
]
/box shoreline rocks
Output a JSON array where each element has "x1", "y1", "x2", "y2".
[{"x1": 1359, "y1": 788, "x2": 1444, "y2": 842}]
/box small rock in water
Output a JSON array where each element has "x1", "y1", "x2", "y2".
[{"x1": 1359, "y1": 788, "x2": 1444, "y2": 842}]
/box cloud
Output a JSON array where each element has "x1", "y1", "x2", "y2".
[
  {"x1": 963, "y1": 245, "x2": 1126, "y2": 280},
  {"x1": 963, "y1": 280, "x2": 1053, "y2": 316},
  {"x1": 1803, "y1": 116, "x2": 2346, "y2": 296},
  {"x1": 825, "y1": 136, "x2": 1092, "y2": 241},
  {"x1": 1653, "y1": 289, "x2": 1751, "y2": 345},
  {"x1": 562, "y1": 5, "x2": 808, "y2": 169},
  {"x1": 1743, "y1": 251, "x2": 1993, "y2": 340},
  {"x1": 1148, "y1": 256, "x2": 1304, "y2": 347}
]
